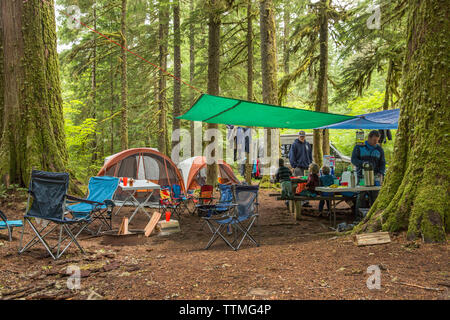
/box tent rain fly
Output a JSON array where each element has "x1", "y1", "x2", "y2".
[{"x1": 177, "y1": 94, "x2": 356, "y2": 129}]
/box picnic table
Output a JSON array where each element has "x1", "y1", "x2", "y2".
[
  {"x1": 114, "y1": 180, "x2": 161, "y2": 223},
  {"x1": 272, "y1": 182, "x2": 382, "y2": 228}
]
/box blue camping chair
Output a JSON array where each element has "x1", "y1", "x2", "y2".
[
  {"x1": 67, "y1": 176, "x2": 119, "y2": 235},
  {"x1": 0, "y1": 210, "x2": 23, "y2": 241},
  {"x1": 196, "y1": 183, "x2": 235, "y2": 218},
  {"x1": 18, "y1": 170, "x2": 94, "y2": 260},
  {"x1": 202, "y1": 184, "x2": 259, "y2": 251},
  {"x1": 171, "y1": 184, "x2": 195, "y2": 215}
]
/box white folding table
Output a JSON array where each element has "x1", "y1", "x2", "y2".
[{"x1": 114, "y1": 180, "x2": 161, "y2": 223}]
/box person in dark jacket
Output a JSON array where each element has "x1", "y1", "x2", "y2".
[
  {"x1": 351, "y1": 130, "x2": 386, "y2": 221},
  {"x1": 288, "y1": 131, "x2": 313, "y2": 177},
  {"x1": 351, "y1": 130, "x2": 386, "y2": 180},
  {"x1": 318, "y1": 166, "x2": 336, "y2": 214},
  {"x1": 289, "y1": 131, "x2": 313, "y2": 206}
]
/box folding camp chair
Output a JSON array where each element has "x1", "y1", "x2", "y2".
[
  {"x1": 197, "y1": 183, "x2": 236, "y2": 233},
  {"x1": 159, "y1": 186, "x2": 183, "y2": 220},
  {"x1": 196, "y1": 183, "x2": 234, "y2": 217},
  {"x1": 171, "y1": 184, "x2": 195, "y2": 214},
  {"x1": 66, "y1": 176, "x2": 119, "y2": 235},
  {"x1": 202, "y1": 185, "x2": 259, "y2": 251},
  {"x1": 18, "y1": 170, "x2": 93, "y2": 260},
  {"x1": 0, "y1": 210, "x2": 23, "y2": 241},
  {"x1": 192, "y1": 185, "x2": 214, "y2": 216}
]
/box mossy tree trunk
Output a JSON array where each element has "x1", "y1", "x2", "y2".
[
  {"x1": 120, "y1": 0, "x2": 129, "y2": 150},
  {"x1": 355, "y1": 0, "x2": 449, "y2": 243},
  {"x1": 205, "y1": 0, "x2": 221, "y2": 186},
  {"x1": 0, "y1": 0, "x2": 69, "y2": 187},
  {"x1": 260, "y1": 0, "x2": 278, "y2": 181},
  {"x1": 0, "y1": 7, "x2": 3, "y2": 140}
]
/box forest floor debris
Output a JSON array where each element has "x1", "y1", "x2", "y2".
[{"x1": 0, "y1": 189, "x2": 448, "y2": 300}]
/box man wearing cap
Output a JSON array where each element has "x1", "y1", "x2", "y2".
[
  {"x1": 288, "y1": 131, "x2": 313, "y2": 207},
  {"x1": 288, "y1": 131, "x2": 313, "y2": 177}
]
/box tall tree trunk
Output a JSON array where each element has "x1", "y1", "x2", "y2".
[
  {"x1": 355, "y1": 0, "x2": 449, "y2": 242},
  {"x1": 189, "y1": 0, "x2": 197, "y2": 157},
  {"x1": 110, "y1": 43, "x2": 115, "y2": 155},
  {"x1": 158, "y1": 0, "x2": 169, "y2": 155},
  {"x1": 283, "y1": 2, "x2": 290, "y2": 74},
  {"x1": 244, "y1": 0, "x2": 254, "y2": 184},
  {"x1": 314, "y1": 0, "x2": 329, "y2": 166},
  {"x1": 91, "y1": 2, "x2": 98, "y2": 163},
  {"x1": 0, "y1": 7, "x2": 3, "y2": 139},
  {"x1": 260, "y1": 0, "x2": 279, "y2": 179},
  {"x1": 382, "y1": 59, "x2": 394, "y2": 110},
  {"x1": 205, "y1": 0, "x2": 221, "y2": 186},
  {"x1": 172, "y1": 0, "x2": 181, "y2": 154},
  {"x1": 0, "y1": 0, "x2": 68, "y2": 187},
  {"x1": 120, "y1": 0, "x2": 129, "y2": 150}
]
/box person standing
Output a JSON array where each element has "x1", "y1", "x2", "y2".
[
  {"x1": 351, "y1": 130, "x2": 386, "y2": 183},
  {"x1": 288, "y1": 131, "x2": 313, "y2": 177},
  {"x1": 289, "y1": 131, "x2": 313, "y2": 207},
  {"x1": 351, "y1": 130, "x2": 386, "y2": 220}
]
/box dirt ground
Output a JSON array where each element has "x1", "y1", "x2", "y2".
[{"x1": 0, "y1": 189, "x2": 448, "y2": 300}]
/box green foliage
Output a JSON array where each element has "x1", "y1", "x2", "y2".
[{"x1": 64, "y1": 100, "x2": 101, "y2": 181}]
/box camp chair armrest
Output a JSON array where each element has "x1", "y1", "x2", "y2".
[
  {"x1": 103, "y1": 199, "x2": 116, "y2": 208},
  {"x1": 66, "y1": 195, "x2": 103, "y2": 206},
  {"x1": 202, "y1": 214, "x2": 233, "y2": 221},
  {"x1": 0, "y1": 211, "x2": 10, "y2": 229},
  {"x1": 0, "y1": 210, "x2": 7, "y2": 222}
]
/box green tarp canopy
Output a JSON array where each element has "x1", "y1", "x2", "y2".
[{"x1": 177, "y1": 94, "x2": 356, "y2": 129}]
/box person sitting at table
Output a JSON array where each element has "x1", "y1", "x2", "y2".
[
  {"x1": 318, "y1": 166, "x2": 336, "y2": 216},
  {"x1": 298, "y1": 163, "x2": 320, "y2": 202},
  {"x1": 275, "y1": 158, "x2": 293, "y2": 201}
]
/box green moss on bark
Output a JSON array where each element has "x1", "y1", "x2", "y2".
[{"x1": 354, "y1": 0, "x2": 450, "y2": 243}]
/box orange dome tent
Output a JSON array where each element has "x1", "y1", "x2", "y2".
[
  {"x1": 98, "y1": 148, "x2": 186, "y2": 201},
  {"x1": 177, "y1": 156, "x2": 239, "y2": 191}
]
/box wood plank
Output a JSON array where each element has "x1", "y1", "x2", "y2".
[
  {"x1": 354, "y1": 232, "x2": 391, "y2": 246},
  {"x1": 118, "y1": 217, "x2": 130, "y2": 235},
  {"x1": 144, "y1": 211, "x2": 162, "y2": 237}
]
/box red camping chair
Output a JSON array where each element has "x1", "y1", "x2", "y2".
[{"x1": 192, "y1": 185, "x2": 214, "y2": 216}]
